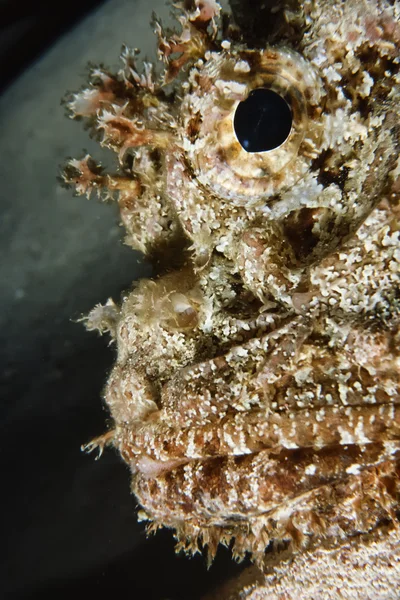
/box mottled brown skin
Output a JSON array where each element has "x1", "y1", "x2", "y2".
[
  {"x1": 203, "y1": 526, "x2": 400, "y2": 599},
  {"x1": 63, "y1": 0, "x2": 400, "y2": 590}
]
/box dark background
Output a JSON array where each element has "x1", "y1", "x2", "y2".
[
  {"x1": 0, "y1": 0, "x2": 248, "y2": 597},
  {"x1": 0, "y1": 0, "x2": 107, "y2": 93}
]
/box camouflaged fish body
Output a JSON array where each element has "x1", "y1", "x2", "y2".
[{"x1": 64, "y1": 0, "x2": 400, "y2": 569}]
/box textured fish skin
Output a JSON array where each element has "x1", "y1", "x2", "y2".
[
  {"x1": 203, "y1": 526, "x2": 400, "y2": 599},
  {"x1": 63, "y1": 0, "x2": 400, "y2": 587}
]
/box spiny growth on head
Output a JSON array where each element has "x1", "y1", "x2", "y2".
[
  {"x1": 63, "y1": 0, "x2": 223, "y2": 262},
  {"x1": 63, "y1": 0, "x2": 400, "y2": 574}
]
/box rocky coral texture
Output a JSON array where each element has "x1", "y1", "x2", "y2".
[{"x1": 63, "y1": 0, "x2": 400, "y2": 590}]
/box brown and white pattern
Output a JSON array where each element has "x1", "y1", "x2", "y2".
[{"x1": 63, "y1": 0, "x2": 400, "y2": 592}]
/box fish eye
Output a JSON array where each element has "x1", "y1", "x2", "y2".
[
  {"x1": 182, "y1": 48, "x2": 322, "y2": 203},
  {"x1": 234, "y1": 88, "x2": 292, "y2": 153}
]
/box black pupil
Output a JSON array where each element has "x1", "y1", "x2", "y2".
[{"x1": 234, "y1": 88, "x2": 292, "y2": 153}]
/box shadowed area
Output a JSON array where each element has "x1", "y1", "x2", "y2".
[{"x1": 0, "y1": 0, "x2": 108, "y2": 92}]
